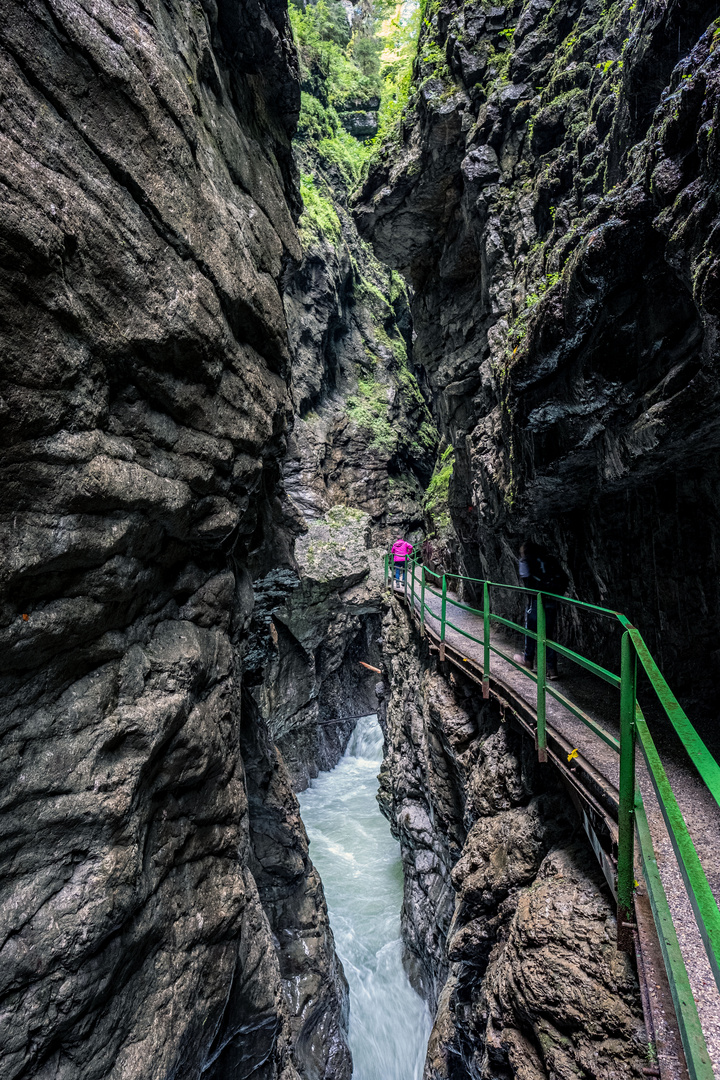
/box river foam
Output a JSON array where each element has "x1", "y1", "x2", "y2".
[{"x1": 298, "y1": 715, "x2": 431, "y2": 1080}]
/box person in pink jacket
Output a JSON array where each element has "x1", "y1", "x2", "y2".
[{"x1": 391, "y1": 537, "x2": 413, "y2": 585}]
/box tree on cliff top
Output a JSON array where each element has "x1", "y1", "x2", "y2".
[{"x1": 290, "y1": 0, "x2": 420, "y2": 190}]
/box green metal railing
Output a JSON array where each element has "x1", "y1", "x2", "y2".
[{"x1": 383, "y1": 551, "x2": 720, "y2": 1080}]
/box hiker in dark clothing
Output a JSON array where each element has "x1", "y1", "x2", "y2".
[{"x1": 514, "y1": 541, "x2": 567, "y2": 680}]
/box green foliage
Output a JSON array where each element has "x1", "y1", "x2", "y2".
[
  {"x1": 486, "y1": 42, "x2": 511, "y2": 82},
  {"x1": 290, "y1": 0, "x2": 382, "y2": 111},
  {"x1": 356, "y1": 272, "x2": 393, "y2": 314},
  {"x1": 318, "y1": 127, "x2": 371, "y2": 186},
  {"x1": 290, "y1": 0, "x2": 349, "y2": 66},
  {"x1": 352, "y1": 34, "x2": 383, "y2": 79},
  {"x1": 398, "y1": 363, "x2": 425, "y2": 408},
  {"x1": 291, "y1": 0, "x2": 411, "y2": 191},
  {"x1": 374, "y1": 56, "x2": 413, "y2": 145},
  {"x1": 372, "y1": 2, "x2": 421, "y2": 147},
  {"x1": 299, "y1": 174, "x2": 341, "y2": 243},
  {"x1": 397, "y1": 364, "x2": 437, "y2": 454},
  {"x1": 291, "y1": 0, "x2": 424, "y2": 181},
  {"x1": 346, "y1": 375, "x2": 396, "y2": 452},
  {"x1": 291, "y1": 0, "x2": 351, "y2": 50},
  {"x1": 329, "y1": 38, "x2": 381, "y2": 110},
  {"x1": 296, "y1": 88, "x2": 371, "y2": 187},
  {"x1": 596, "y1": 57, "x2": 623, "y2": 75},
  {"x1": 297, "y1": 92, "x2": 338, "y2": 142},
  {"x1": 423, "y1": 445, "x2": 454, "y2": 529},
  {"x1": 389, "y1": 269, "x2": 406, "y2": 304}
]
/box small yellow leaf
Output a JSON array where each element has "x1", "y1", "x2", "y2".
[
  {"x1": 22, "y1": 613, "x2": 29, "y2": 621},
  {"x1": 567, "y1": 748, "x2": 578, "y2": 762}
]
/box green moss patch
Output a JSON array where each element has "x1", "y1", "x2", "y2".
[{"x1": 299, "y1": 174, "x2": 341, "y2": 244}]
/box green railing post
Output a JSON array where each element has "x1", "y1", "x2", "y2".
[
  {"x1": 384, "y1": 553, "x2": 389, "y2": 589},
  {"x1": 536, "y1": 593, "x2": 547, "y2": 763},
  {"x1": 420, "y1": 564, "x2": 426, "y2": 636},
  {"x1": 482, "y1": 580, "x2": 490, "y2": 698},
  {"x1": 617, "y1": 630, "x2": 637, "y2": 953},
  {"x1": 440, "y1": 574, "x2": 447, "y2": 661}
]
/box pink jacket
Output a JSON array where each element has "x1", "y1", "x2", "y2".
[{"x1": 391, "y1": 540, "x2": 413, "y2": 563}]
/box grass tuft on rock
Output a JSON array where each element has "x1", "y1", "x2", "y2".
[{"x1": 299, "y1": 174, "x2": 342, "y2": 243}]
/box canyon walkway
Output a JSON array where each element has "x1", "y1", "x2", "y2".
[{"x1": 387, "y1": 557, "x2": 720, "y2": 1080}]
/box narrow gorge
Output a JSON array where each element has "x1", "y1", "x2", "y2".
[{"x1": 1, "y1": 2, "x2": 719, "y2": 1080}]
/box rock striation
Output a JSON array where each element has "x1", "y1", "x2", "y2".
[
  {"x1": 284, "y1": 160, "x2": 437, "y2": 540},
  {"x1": 248, "y1": 25, "x2": 443, "y2": 790},
  {"x1": 356, "y1": 0, "x2": 720, "y2": 717},
  {"x1": 246, "y1": 505, "x2": 387, "y2": 790},
  {"x1": 377, "y1": 597, "x2": 647, "y2": 1078},
  {"x1": 0, "y1": 2, "x2": 351, "y2": 1078}
]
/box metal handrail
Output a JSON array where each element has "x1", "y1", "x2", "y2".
[{"x1": 383, "y1": 550, "x2": 718, "y2": 1078}]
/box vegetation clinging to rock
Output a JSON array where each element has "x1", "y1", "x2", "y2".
[{"x1": 299, "y1": 173, "x2": 342, "y2": 242}]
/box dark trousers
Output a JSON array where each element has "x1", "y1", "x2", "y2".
[
  {"x1": 524, "y1": 601, "x2": 558, "y2": 670},
  {"x1": 394, "y1": 562, "x2": 406, "y2": 583}
]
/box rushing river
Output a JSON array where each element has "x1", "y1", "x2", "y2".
[{"x1": 298, "y1": 715, "x2": 432, "y2": 1080}]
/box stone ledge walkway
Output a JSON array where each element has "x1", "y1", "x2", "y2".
[{"x1": 395, "y1": 568, "x2": 720, "y2": 1075}]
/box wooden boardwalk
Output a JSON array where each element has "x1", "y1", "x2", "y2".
[{"x1": 393, "y1": 566, "x2": 720, "y2": 1079}]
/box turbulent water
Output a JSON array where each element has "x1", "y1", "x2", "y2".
[{"x1": 298, "y1": 716, "x2": 432, "y2": 1080}]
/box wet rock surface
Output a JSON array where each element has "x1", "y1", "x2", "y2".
[
  {"x1": 378, "y1": 598, "x2": 646, "y2": 1077},
  {"x1": 0, "y1": 2, "x2": 350, "y2": 1078},
  {"x1": 260, "y1": 101, "x2": 443, "y2": 790},
  {"x1": 247, "y1": 506, "x2": 387, "y2": 790},
  {"x1": 283, "y1": 154, "x2": 437, "y2": 542},
  {"x1": 356, "y1": 0, "x2": 720, "y2": 719}
]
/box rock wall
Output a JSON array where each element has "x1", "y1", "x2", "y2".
[
  {"x1": 240, "y1": 42, "x2": 443, "y2": 789},
  {"x1": 356, "y1": 0, "x2": 720, "y2": 718},
  {"x1": 246, "y1": 505, "x2": 387, "y2": 790},
  {"x1": 378, "y1": 598, "x2": 647, "y2": 1079},
  {"x1": 0, "y1": 2, "x2": 350, "y2": 1077},
  {"x1": 284, "y1": 158, "x2": 437, "y2": 542}
]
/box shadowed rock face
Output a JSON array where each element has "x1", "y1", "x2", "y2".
[
  {"x1": 0, "y1": 2, "x2": 351, "y2": 1078},
  {"x1": 246, "y1": 507, "x2": 387, "y2": 791},
  {"x1": 377, "y1": 599, "x2": 646, "y2": 1078},
  {"x1": 283, "y1": 160, "x2": 437, "y2": 541},
  {"x1": 356, "y1": 0, "x2": 720, "y2": 717},
  {"x1": 246, "y1": 123, "x2": 441, "y2": 791}
]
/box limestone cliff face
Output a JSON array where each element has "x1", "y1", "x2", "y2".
[
  {"x1": 284, "y1": 160, "x2": 437, "y2": 541},
  {"x1": 356, "y1": 0, "x2": 720, "y2": 716},
  {"x1": 0, "y1": 2, "x2": 350, "y2": 1078},
  {"x1": 246, "y1": 505, "x2": 387, "y2": 790},
  {"x1": 378, "y1": 599, "x2": 646, "y2": 1079},
  {"x1": 242, "y1": 105, "x2": 442, "y2": 788}
]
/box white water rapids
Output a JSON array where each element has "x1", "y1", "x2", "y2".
[{"x1": 298, "y1": 715, "x2": 432, "y2": 1080}]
